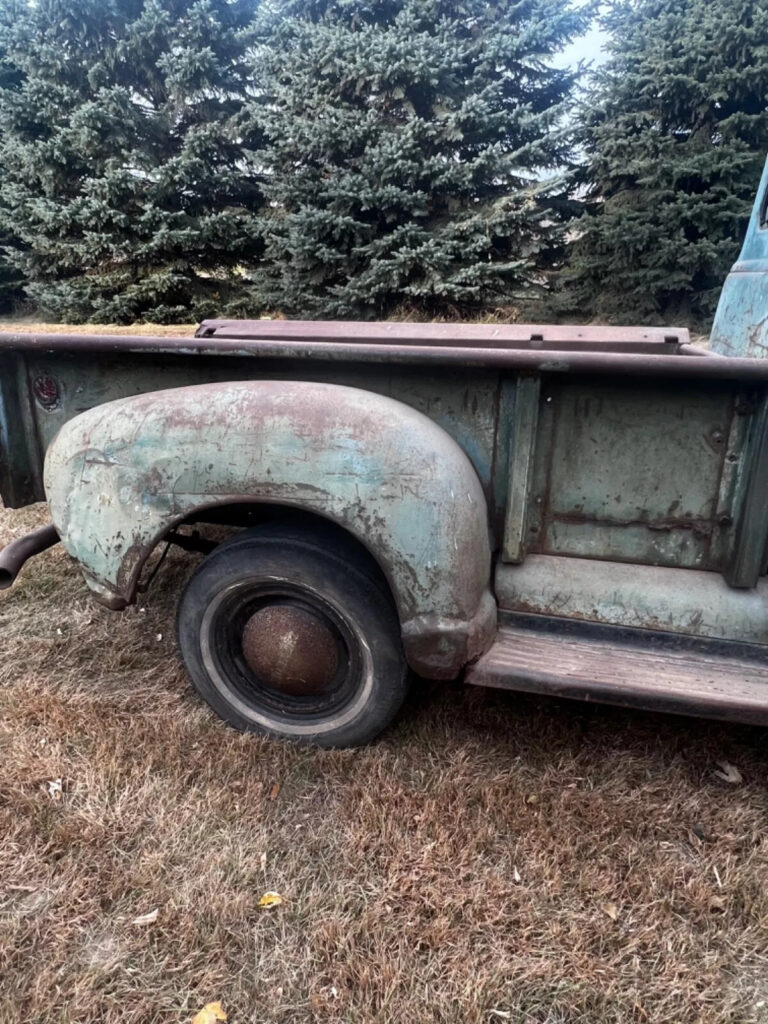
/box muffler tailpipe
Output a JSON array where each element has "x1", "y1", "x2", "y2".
[{"x1": 0, "y1": 524, "x2": 60, "y2": 589}]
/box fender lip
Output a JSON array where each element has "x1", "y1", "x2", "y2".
[{"x1": 401, "y1": 590, "x2": 497, "y2": 679}]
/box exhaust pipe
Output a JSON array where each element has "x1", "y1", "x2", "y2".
[{"x1": 0, "y1": 524, "x2": 60, "y2": 590}]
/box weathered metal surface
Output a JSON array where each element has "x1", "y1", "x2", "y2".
[
  {"x1": 526, "y1": 379, "x2": 736, "y2": 571},
  {"x1": 241, "y1": 605, "x2": 339, "y2": 695},
  {"x1": 710, "y1": 156, "x2": 768, "y2": 359},
  {"x1": 709, "y1": 398, "x2": 753, "y2": 570},
  {"x1": 43, "y1": 380, "x2": 496, "y2": 679},
  {"x1": 726, "y1": 393, "x2": 768, "y2": 587},
  {"x1": 0, "y1": 352, "x2": 44, "y2": 507},
  {"x1": 9, "y1": 330, "x2": 768, "y2": 380},
  {"x1": 502, "y1": 375, "x2": 540, "y2": 563},
  {"x1": 465, "y1": 617, "x2": 768, "y2": 726},
  {"x1": 495, "y1": 555, "x2": 768, "y2": 644},
  {"x1": 0, "y1": 523, "x2": 59, "y2": 589},
  {"x1": 9, "y1": 351, "x2": 499, "y2": 521}
]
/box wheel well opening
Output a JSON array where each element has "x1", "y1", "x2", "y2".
[{"x1": 131, "y1": 501, "x2": 399, "y2": 615}]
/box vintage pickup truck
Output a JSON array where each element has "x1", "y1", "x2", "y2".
[{"x1": 2, "y1": 164, "x2": 768, "y2": 746}]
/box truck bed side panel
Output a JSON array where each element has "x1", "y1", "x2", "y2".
[
  {"x1": 525, "y1": 378, "x2": 740, "y2": 572},
  {"x1": 7, "y1": 349, "x2": 501, "y2": 529}
]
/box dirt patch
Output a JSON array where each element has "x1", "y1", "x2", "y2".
[{"x1": 1, "y1": 503, "x2": 767, "y2": 1023}]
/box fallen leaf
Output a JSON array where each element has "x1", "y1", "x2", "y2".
[
  {"x1": 714, "y1": 760, "x2": 743, "y2": 784},
  {"x1": 601, "y1": 902, "x2": 619, "y2": 921},
  {"x1": 268, "y1": 782, "x2": 280, "y2": 800},
  {"x1": 131, "y1": 908, "x2": 159, "y2": 926},
  {"x1": 525, "y1": 793, "x2": 539, "y2": 806},
  {"x1": 258, "y1": 891, "x2": 284, "y2": 908},
  {"x1": 513, "y1": 866, "x2": 522, "y2": 884},
  {"x1": 46, "y1": 778, "x2": 63, "y2": 801},
  {"x1": 191, "y1": 1002, "x2": 227, "y2": 1024}
]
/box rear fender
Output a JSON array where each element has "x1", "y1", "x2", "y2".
[{"x1": 44, "y1": 380, "x2": 496, "y2": 678}]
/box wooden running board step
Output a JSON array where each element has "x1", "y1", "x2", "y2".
[{"x1": 465, "y1": 623, "x2": 768, "y2": 725}]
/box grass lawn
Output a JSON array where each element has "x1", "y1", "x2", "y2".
[{"x1": 2, "y1": 499, "x2": 768, "y2": 1024}]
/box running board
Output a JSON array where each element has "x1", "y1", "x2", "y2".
[{"x1": 465, "y1": 620, "x2": 768, "y2": 725}]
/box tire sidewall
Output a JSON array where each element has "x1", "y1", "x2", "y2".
[{"x1": 177, "y1": 529, "x2": 408, "y2": 746}]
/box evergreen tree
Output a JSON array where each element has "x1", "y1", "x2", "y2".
[
  {"x1": 247, "y1": 0, "x2": 591, "y2": 319},
  {"x1": 566, "y1": 0, "x2": 768, "y2": 326},
  {"x1": 0, "y1": 41, "x2": 24, "y2": 313},
  {"x1": 0, "y1": 0, "x2": 262, "y2": 324}
]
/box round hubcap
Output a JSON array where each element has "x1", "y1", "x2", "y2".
[{"x1": 241, "y1": 603, "x2": 339, "y2": 696}]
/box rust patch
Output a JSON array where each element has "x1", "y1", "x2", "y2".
[
  {"x1": 242, "y1": 605, "x2": 339, "y2": 696},
  {"x1": 551, "y1": 511, "x2": 717, "y2": 538},
  {"x1": 116, "y1": 542, "x2": 149, "y2": 595}
]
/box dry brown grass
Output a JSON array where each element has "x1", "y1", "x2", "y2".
[
  {"x1": 0, "y1": 320, "x2": 197, "y2": 336},
  {"x1": 2, "y1": 501, "x2": 768, "y2": 1024}
]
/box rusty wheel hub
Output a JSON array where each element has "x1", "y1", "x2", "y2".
[{"x1": 241, "y1": 604, "x2": 340, "y2": 696}]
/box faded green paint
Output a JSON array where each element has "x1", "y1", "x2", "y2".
[
  {"x1": 527, "y1": 379, "x2": 738, "y2": 571},
  {"x1": 495, "y1": 555, "x2": 768, "y2": 645},
  {"x1": 19, "y1": 351, "x2": 500, "y2": 515},
  {"x1": 44, "y1": 380, "x2": 496, "y2": 679},
  {"x1": 502, "y1": 375, "x2": 539, "y2": 563}
]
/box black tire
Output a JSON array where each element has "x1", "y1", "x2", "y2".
[{"x1": 176, "y1": 522, "x2": 409, "y2": 747}]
